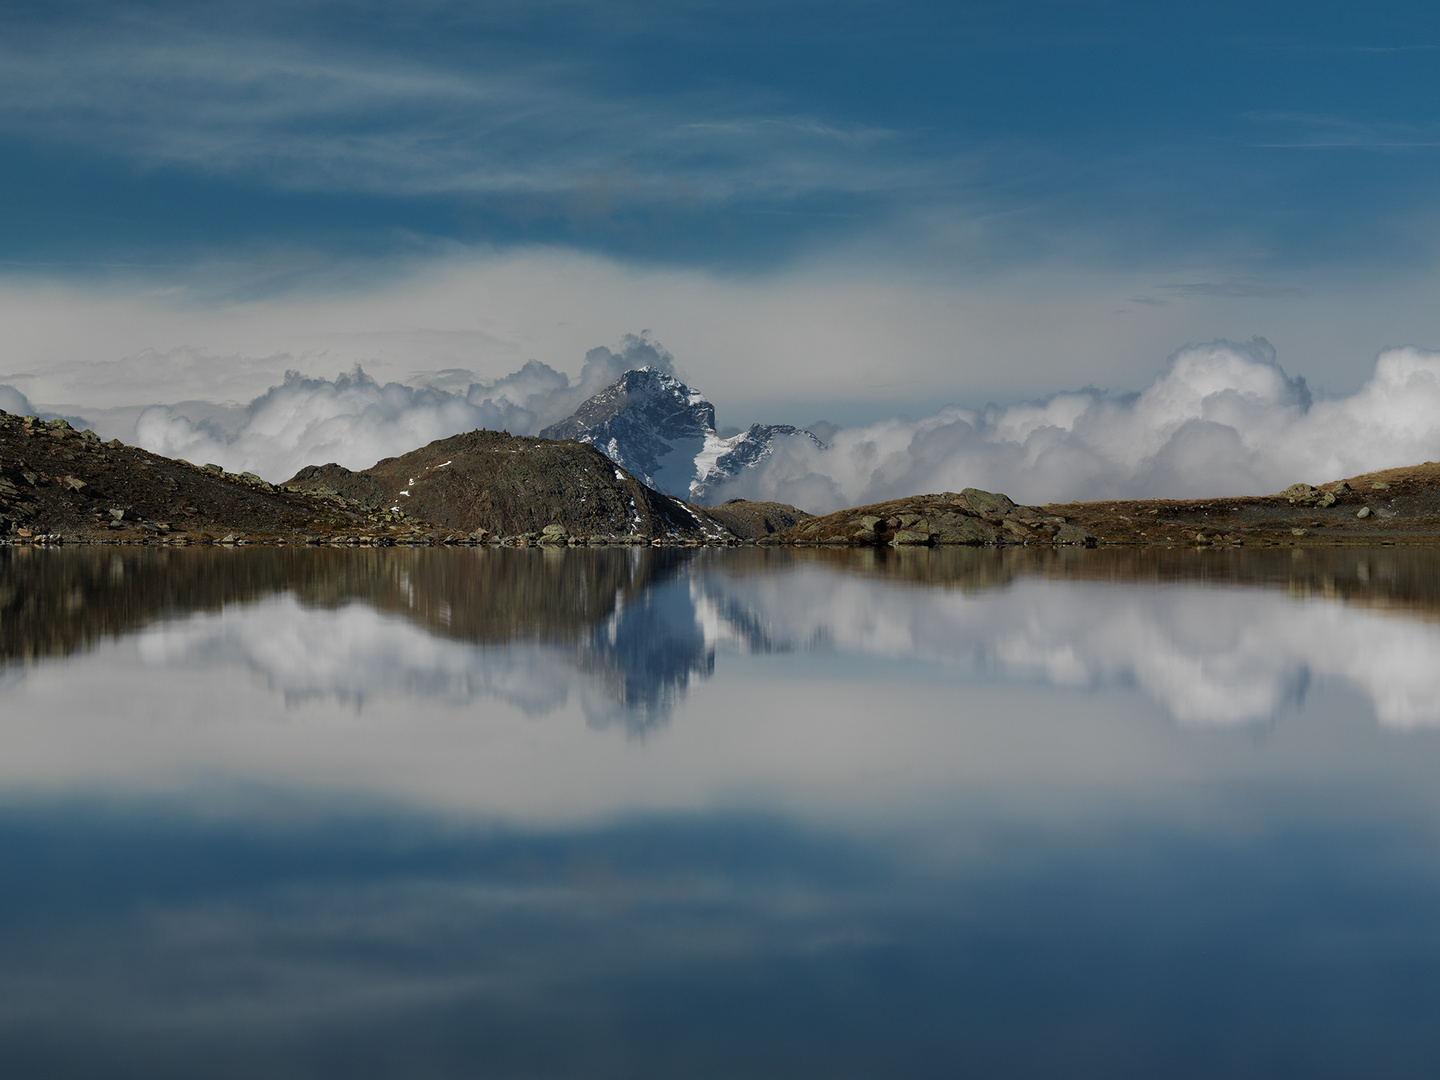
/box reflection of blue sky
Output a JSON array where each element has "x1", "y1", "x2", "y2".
[{"x1": 3, "y1": 795, "x2": 1440, "y2": 1078}]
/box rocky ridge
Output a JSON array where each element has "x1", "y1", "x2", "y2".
[
  {"x1": 1043, "y1": 465, "x2": 1440, "y2": 548},
  {"x1": 8, "y1": 403, "x2": 1440, "y2": 550},
  {"x1": 0, "y1": 411, "x2": 382, "y2": 545},
  {"x1": 773, "y1": 488, "x2": 1098, "y2": 548},
  {"x1": 284, "y1": 428, "x2": 811, "y2": 544}
]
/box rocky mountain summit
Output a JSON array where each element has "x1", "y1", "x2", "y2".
[
  {"x1": 284, "y1": 429, "x2": 811, "y2": 543},
  {"x1": 0, "y1": 407, "x2": 810, "y2": 546},
  {"x1": 538, "y1": 367, "x2": 822, "y2": 502}
]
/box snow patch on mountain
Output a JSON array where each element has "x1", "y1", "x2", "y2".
[{"x1": 538, "y1": 368, "x2": 822, "y2": 503}]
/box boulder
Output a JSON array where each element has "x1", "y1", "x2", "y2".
[
  {"x1": 1281, "y1": 483, "x2": 1319, "y2": 503},
  {"x1": 1054, "y1": 523, "x2": 1095, "y2": 546},
  {"x1": 961, "y1": 488, "x2": 1015, "y2": 516},
  {"x1": 931, "y1": 517, "x2": 997, "y2": 545}
]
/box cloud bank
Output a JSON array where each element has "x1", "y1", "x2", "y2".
[
  {"x1": 710, "y1": 338, "x2": 1440, "y2": 509},
  {"x1": 134, "y1": 334, "x2": 673, "y2": 480},
  {"x1": 127, "y1": 335, "x2": 1440, "y2": 504}
]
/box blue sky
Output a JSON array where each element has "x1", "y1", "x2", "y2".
[{"x1": 2, "y1": 0, "x2": 1439, "y2": 441}]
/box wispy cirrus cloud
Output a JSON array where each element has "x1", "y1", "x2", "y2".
[{"x1": 0, "y1": 14, "x2": 930, "y2": 212}]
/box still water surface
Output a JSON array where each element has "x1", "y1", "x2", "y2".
[{"x1": 2, "y1": 545, "x2": 1439, "y2": 1077}]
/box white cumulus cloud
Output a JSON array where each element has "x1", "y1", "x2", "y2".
[
  {"x1": 133, "y1": 334, "x2": 674, "y2": 480},
  {"x1": 127, "y1": 335, "x2": 1440, "y2": 503},
  {"x1": 708, "y1": 338, "x2": 1440, "y2": 509}
]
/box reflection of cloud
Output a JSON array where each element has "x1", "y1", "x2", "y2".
[
  {"x1": 699, "y1": 568, "x2": 1440, "y2": 728},
  {"x1": 126, "y1": 557, "x2": 1440, "y2": 730},
  {"x1": 135, "y1": 582, "x2": 719, "y2": 734},
  {"x1": 137, "y1": 599, "x2": 572, "y2": 715}
]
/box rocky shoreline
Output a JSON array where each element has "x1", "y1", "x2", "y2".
[{"x1": 4, "y1": 408, "x2": 1440, "y2": 549}]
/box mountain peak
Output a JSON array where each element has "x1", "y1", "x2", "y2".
[{"x1": 539, "y1": 369, "x2": 820, "y2": 502}]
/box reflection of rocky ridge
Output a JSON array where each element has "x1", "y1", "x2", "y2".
[
  {"x1": 0, "y1": 547, "x2": 721, "y2": 729},
  {"x1": 0, "y1": 547, "x2": 657, "y2": 663}
]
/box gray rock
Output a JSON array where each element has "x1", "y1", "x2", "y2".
[
  {"x1": 859, "y1": 515, "x2": 883, "y2": 530},
  {"x1": 1356, "y1": 506, "x2": 1372, "y2": 519},
  {"x1": 1281, "y1": 483, "x2": 1319, "y2": 503},
  {"x1": 931, "y1": 518, "x2": 997, "y2": 545},
  {"x1": 1054, "y1": 523, "x2": 1095, "y2": 546},
  {"x1": 961, "y1": 488, "x2": 1015, "y2": 515}
]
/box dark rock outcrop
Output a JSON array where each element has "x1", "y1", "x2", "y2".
[
  {"x1": 286, "y1": 429, "x2": 758, "y2": 541},
  {"x1": 0, "y1": 410, "x2": 375, "y2": 543},
  {"x1": 776, "y1": 488, "x2": 1096, "y2": 548}
]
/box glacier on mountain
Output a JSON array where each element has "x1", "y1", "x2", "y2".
[{"x1": 538, "y1": 367, "x2": 822, "y2": 503}]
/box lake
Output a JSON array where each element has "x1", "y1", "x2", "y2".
[{"x1": 2, "y1": 544, "x2": 1439, "y2": 1078}]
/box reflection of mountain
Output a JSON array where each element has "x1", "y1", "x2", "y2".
[
  {"x1": 8, "y1": 546, "x2": 1440, "y2": 728},
  {"x1": 0, "y1": 547, "x2": 723, "y2": 729},
  {"x1": 576, "y1": 569, "x2": 712, "y2": 733}
]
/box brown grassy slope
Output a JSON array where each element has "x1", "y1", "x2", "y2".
[
  {"x1": 286, "y1": 430, "x2": 720, "y2": 539},
  {"x1": 701, "y1": 499, "x2": 811, "y2": 537},
  {"x1": 1045, "y1": 467, "x2": 1440, "y2": 546}
]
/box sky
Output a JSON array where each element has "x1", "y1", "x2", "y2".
[{"x1": 3, "y1": 0, "x2": 1440, "y2": 497}]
